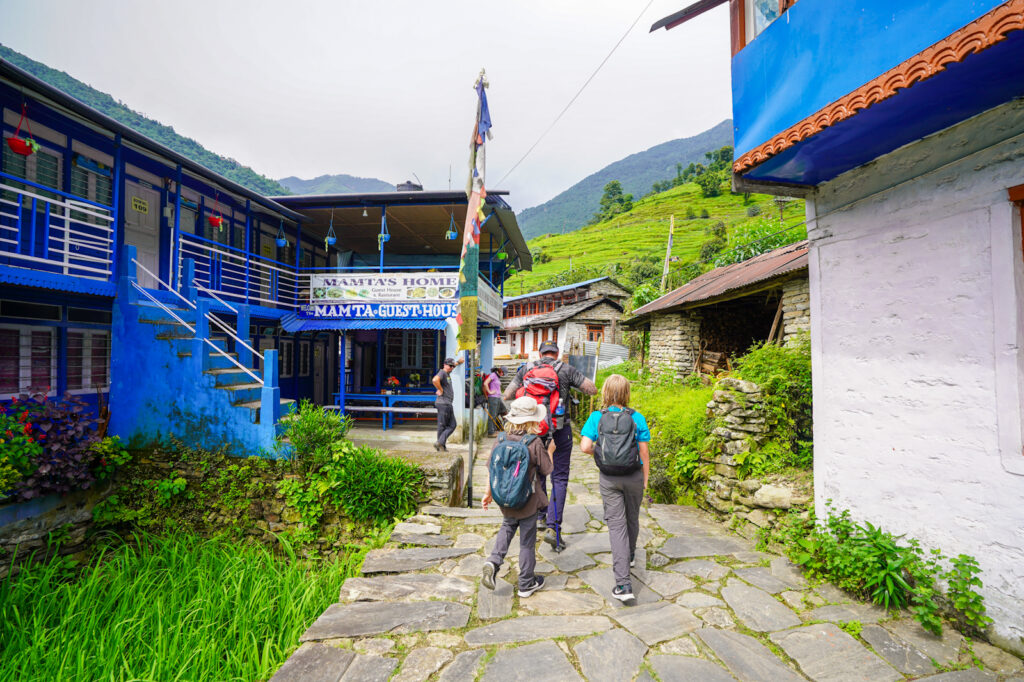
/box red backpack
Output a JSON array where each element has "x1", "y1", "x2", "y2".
[{"x1": 516, "y1": 360, "x2": 562, "y2": 432}]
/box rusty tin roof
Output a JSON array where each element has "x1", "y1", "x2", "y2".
[{"x1": 629, "y1": 240, "x2": 808, "y2": 322}]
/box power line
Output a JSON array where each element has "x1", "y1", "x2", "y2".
[{"x1": 496, "y1": 0, "x2": 656, "y2": 187}]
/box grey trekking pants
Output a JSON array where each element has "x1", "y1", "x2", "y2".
[
  {"x1": 599, "y1": 468, "x2": 644, "y2": 587},
  {"x1": 487, "y1": 514, "x2": 538, "y2": 590}
]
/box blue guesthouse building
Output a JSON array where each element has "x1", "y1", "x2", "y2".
[{"x1": 0, "y1": 58, "x2": 530, "y2": 454}]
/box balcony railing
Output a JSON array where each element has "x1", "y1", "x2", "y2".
[{"x1": 0, "y1": 173, "x2": 115, "y2": 281}]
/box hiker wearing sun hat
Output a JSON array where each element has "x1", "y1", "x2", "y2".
[{"x1": 481, "y1": 396, "x2": 553, "y2": 598}]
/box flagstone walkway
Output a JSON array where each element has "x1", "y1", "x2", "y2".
[{"x1": 271, "y1": 449, "x2": 1024, "y2": 682}]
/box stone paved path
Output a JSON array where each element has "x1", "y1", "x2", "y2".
[{"x1": 272, "y1": 447, "x2": 1024, "y2": 682}]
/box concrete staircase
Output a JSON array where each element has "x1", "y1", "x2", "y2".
[{"x1": 109, "y1": 247, "x2": 291, "y2": 456}]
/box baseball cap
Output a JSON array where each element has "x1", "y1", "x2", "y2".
[
  {"x1": 539, "y1": 341, "x2": 559, "y2": 354},
  {"x1": 443, "y1": 357, "x2": 457, "y2": 367}
]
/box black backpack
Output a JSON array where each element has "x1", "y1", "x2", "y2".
[{"x1": 593, "y1": 408, "x2": 641, "y2": 476}]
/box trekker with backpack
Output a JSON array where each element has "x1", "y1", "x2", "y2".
[
  {"x1": 579, "y1": 374, "x2": 650, "y2": 604},
  {"x1": 503, "y1": 341, "x2": 597, "y2": 552},
  {"x1": 481, "y1": 396, "x2": 553, "y2": 598}
]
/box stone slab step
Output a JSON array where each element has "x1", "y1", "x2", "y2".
[
  {"x1": 361, "y1": 547, "x2": 476, "y2": 574},
  {"x1": 300, "y1": 601, "x2": 470, "y2": 640},
  {"x1": 339, "y1": 574, "x2": 475, "y2": 603}
]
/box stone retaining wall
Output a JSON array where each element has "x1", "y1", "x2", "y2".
[
  {"x1": 0, "y1": 485, "x2": 112, "y2": 579},
  {"x1": 700, "y1": 377, "x2": 811, "y2": 530}
]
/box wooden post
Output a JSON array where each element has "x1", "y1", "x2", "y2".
[
  {"x1": 661, "y1": 215, "x2": 674, "y2": 292},
  {"x1": 767, "y1": 295, "x2": 785, "y2": 344}
]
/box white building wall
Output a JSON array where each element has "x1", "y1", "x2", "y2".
[{"x1": 808, "y1": 100, "x2": 1024, "y2": 654}]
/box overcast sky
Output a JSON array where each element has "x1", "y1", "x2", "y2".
[{"x1": 0, "y1": 0, "x2": 732, "y2": 209}]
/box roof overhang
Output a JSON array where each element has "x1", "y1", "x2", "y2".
[{"x1": 650, "y1": 0, "x2": 728, "y2": 32}]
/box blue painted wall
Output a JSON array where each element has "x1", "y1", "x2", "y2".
[
  {"x1": 731, "y1": 0, "x2": 1006, "y2": 157},
  {"x1": 108, "y1": 260, "x2": 278, "y2": 456}
]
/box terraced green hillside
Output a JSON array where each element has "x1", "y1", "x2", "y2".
[{"x1": 506, "y1": 183, "x2": 805, "y2": 297}]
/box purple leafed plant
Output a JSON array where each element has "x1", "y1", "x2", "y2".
[{"x1": 9, "y1": 392, "x2": 101, "y2": 500}]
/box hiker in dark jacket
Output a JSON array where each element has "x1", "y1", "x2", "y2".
[
  {"x1": 481, "y1": 396, "x2": 553, "y2": 598},
  {"x1": 503, "y1": 341, "x2": 596, "y2": 550}
]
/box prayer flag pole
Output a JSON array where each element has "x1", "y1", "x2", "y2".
[{"x1": 458, "y1": 69, "x2": 492, "y2": 507}]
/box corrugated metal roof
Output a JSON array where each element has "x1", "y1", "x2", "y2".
[
  {"x1": 504, "y1": 277, "x2": 622, "y2": 303},
  {"x1": 281, "y1": 314, "x2": 447, "y2": 332},
  {"x1": 629, "y1": 240, "x2": 809, "y2": 321},
  {"x1": 0, "y1": 265, "x2": 117, "y2": 297}
]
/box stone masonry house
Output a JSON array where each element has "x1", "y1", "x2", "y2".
[
  {"x1": 624, "y1": 241, "x2": 809, "y2": 377},
  {"x1": 498, "y1": 277, "x2": 631, "y2": 358}
]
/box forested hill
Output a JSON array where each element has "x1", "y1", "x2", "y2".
[
  {"x1": 277, "y1": 174, "x2": 394, "y2": 195},
  {"x1": 0, "y1": 44, "x2": 290, "y2": 196},
  {"x1": 516, "y1": 119, "x2": 733, "y2": 240}
]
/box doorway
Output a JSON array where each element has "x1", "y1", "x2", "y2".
[{"x1": 124, "y1": 182, "x2": 161, "y2": 288}]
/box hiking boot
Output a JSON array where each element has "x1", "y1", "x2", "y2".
[
  {"x1": 543, "y1": 529, "x2": 566, "y2": 553},
  {"x1": 481, "y1": 561, "x2": 497, "y2": 590},
  {"x1": 630, "y1": 552, "x2": 636, "y2": 568},
  {"x1": 537, "y1": 514, "x2": 548, "y2": 531},
  {"x1": 433, "y1": 442, "x2": 442, "y2": 452},
  {"x1": 517, "y1": 575, "x2": 545, "y2": 598},
  {"x1": 612, "y1": 583, "x2": 636, "y2": 604}
]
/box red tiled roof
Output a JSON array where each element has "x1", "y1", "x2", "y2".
[{"x1": 630, "y1": 240, "x2": 808, "y2": 319}]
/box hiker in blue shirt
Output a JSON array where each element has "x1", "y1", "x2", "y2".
[{"x1": 579, "y1": 374, "x2": 650, "y2": 604}]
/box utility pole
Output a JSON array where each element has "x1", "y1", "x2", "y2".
[{"x1": 660, "y1": 215, "x2": 674, "y2": 292}]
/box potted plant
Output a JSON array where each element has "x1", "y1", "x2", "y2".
[
  {"x1": 6, "y1": 104, "x2": 39, "y2": 157},
  {"x1": 384, "y1": 376, "x2": 400, "y2": 394}
]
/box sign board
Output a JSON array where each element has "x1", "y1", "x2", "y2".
[
  {"x1": 301, "y1": 303, "x2": 458, "y2": 319},
  {"x1": 478, "y1": 277, "x2": 503, "y2": 326},
  {"x1": 131, "y1": 196, "x2": 149, "y2": 214},
  {"x1": 567, "y1": 354, "x2": 598, "y2": 382},
  {"x1": 311, "y1": 272, "x2": 459, "y2": 305}
]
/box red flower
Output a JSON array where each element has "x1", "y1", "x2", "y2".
[
  {"x1": 5, "y1": 430, "x2": 12, "y2": 439},
  {"x1": 36, "y1": 433, "x2": 45, "y2": 440},
  {"x1": 26, "y1": 437, "x2": 33, "y2": 443},
  {"x1": 23, "y1": 423, "x2": 31, "y2": 434}
]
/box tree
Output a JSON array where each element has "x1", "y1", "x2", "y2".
[
  {"x1": 696, "y1": 170, "x2": 723, "y2": 198},
  {"x1": 593, "y1": 180, "x2": 634, "y2": 223}
]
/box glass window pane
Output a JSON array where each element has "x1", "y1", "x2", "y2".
[
  {"x1": 0, "y1": 329, "x2": 19, "y2": 393},
  {"x1": 29, "y1": 329, "x2": 52, "y2": 392},
  {"x1": 91, "y1": 332, "x2": 109, "y2": 388},
  {"x1": 67, "y1": 331, "x2": 84, "y2": 391},
  {"x1": 753, "y1": 0, "x2": 779, "y2": 35}
]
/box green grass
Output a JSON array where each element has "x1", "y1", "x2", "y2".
[
  {"x1": 508, "y1": 183, "x2": 804, "y2": 295},
  {"x1": 0, "y1": 532, "x2": 361, "y2": 681}
]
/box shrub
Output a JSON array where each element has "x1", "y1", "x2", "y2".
[
  {"x1": 700, "y1": 208, "x2": 710, "y2": 219},
  {"x1": 280, "y1": 400, "x2": 353, "y2": 474},
  {"x1": 90, "y1": 436, "x2": 131, "y2": 481},
  {"x1": 326, "y1": 442, "x2": 425, "y2": 524},
  {"x1": 0, "y1": 408, "x2": 43, "y2": 498},
  {"x1": 699, "y1": 237, "x2": 726, "y2": 262},
  {"x1": 278, "y1": 440, "x2": 425, "y2": 529},
  {"x1": 776, "y1": 506, "x2": 993, "y2": 637},
  {"x1": 5, "y1": 393, "x2": 102, "y2": 500},
  {"x1": 685, "y1": 206, "x2": 696, "y2": 220},
  {"x1": 746, "y1": 204, "x2": 762, "y2": 217},
  {"x1": 733, "y1": 333, "x2": 812, "y2": 443}
]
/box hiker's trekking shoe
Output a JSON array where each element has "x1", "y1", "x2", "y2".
[
  {"x1": 543, "y1": 529, "x2": 567, "y2": 553},
  {"x1": 433, "y1": 442, "x2": 442, "y2": 452},
  {"x1": 517, "y1": 575, "x2": 545, "y2": 597},
  {"x1": 537, "y1": 514, "x2": 548, "y2": 531},
  {"x1": 630, "y1": 552, "x2": 636, "y2": 568},
  {"x1": 612, "y1": 583, "x2": 636, "y2": 604},
  {"x1": 481, "y1": 561, "x2": 497, "y2": 590}
]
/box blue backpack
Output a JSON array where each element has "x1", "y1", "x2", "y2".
[{"x1": 488, "y1": 433, "x2": 537, "y2": 509}]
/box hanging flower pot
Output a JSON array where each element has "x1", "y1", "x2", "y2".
[
  {"x1": 496, "y1": 251, "x2": 508, "y2": 260},
  {"x1": 325, "y1": 235, "x2": 337, "y2": 247},
  {"x1": 7, "y1": 104, "x2": 39, "y2": 156},
  {"x1": 6, "y1": 137, "x2": 37, "y2": 156},
  {"x1": 207, "y1": 215, "x2": 224, "y2": 230},
  {"x1": 275, "y1": 220, "x2": 288, "y2": 248},
  {"x1": 325, "y1": 208, "x2": 337, "y2": 248}
]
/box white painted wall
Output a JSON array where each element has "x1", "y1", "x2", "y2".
[{"x1": 808, "y1": 100, "x2": 1024, "y2": 654}]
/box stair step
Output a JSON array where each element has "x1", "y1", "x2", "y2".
[
  {"x1": 236, "y1": 398, "x2": 297, "y2": 425},
  {"x1": 224, "y1": 382, "x2": 263, "y2": 392},
  {"x1": 156, "y1": 333, "x2": 193, "y2": 340}
]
